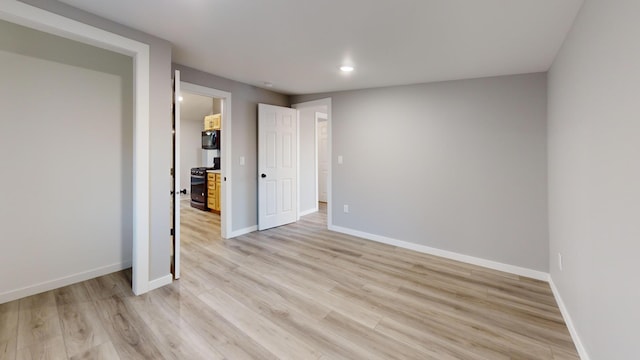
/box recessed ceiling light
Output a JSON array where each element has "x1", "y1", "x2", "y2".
[
  {"x1": 264, "y1": 81, "x2": 273, "y2": 88},
  {"x1": 178, "y1": 96, "x2": 184, "y2": 102},
  {"x1": 340, "y1": 65, "x2": 354, "y2": 72}
]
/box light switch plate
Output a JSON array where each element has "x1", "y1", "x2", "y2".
[
  {"x1": 558, "y1": 253, "x2": 563, "y2": 271},
  {"x1": 239, "y1": 156, "x2": 245, "y2": 166},
  {"x1": 338, "y1": 155, "x2": 343, "y2": 165}
]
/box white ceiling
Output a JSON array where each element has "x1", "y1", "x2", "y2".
[{"x1": 59, "y1": 0, "x2": 583, "y2": 95}]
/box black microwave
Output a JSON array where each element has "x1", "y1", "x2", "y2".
[{"x1": 202, "y1": 130, "x2": 220, "y2": 149}]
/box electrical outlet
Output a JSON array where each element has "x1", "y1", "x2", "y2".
[
  {"x1": 558, "y1": 253, "x2": 563, "y2": 271},
  {"x1": 343, "y1": 204, "x2": 349, "y2": 213}
]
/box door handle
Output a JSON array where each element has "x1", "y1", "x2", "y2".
[{"x1": 261, "y1": 173, "x2": 267, "y2": 178}]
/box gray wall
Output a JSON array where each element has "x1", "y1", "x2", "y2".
[
  {"x1": 22, "y1": 0, "x2": 174, "y2": 281},
  {"x1": 292, "y1": 73, "x2": 549, "y2": 272},
  {"x1": 548, "y1": 0, "x2": 640, "y2": 358},
  {"x1": 213, "y1": 98, "x2": 222, "y2": 114},
  {"x1": 295, "y1": 104, "x2": 328, "y2": 213},
  {"x1": 173, "y1": 64, "x2": 289, "y2": 231},
  {"x1": 0, "y1": 20, "x2": 133, "y2": 298}
]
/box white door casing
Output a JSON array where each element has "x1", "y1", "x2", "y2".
[
  {"x1": 258, "y1": 104, "x2": 298, "y2": 230},
  {"x1": 172, "y1": 70, "x2": 181, "y2": 279},
  {"x1": 317, "y1": 118, "x2": 329, "y2": 203}
]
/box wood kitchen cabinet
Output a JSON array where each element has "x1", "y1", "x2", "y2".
[
  {"x1": 204, "y1": 114, "x2": 221, "y2": 131},
  {"x1": 207, "y1": 172, "x2": 221, "y2": 213}
]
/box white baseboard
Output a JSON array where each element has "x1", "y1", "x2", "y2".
[
  {"x1": 329, "y1": 225, "x2": 549, "y2": 281},
  {"x1": 0, "y1": 260, "x2": 131, "y2": 304},
  {"x1": 549, "y1": 278, "x2": 590, "y2": 360},
  {"x1": 148, "y1": 274, "x2": 173, "y2": 291},
  {"x1": 227, "y1": 225, "x2": 258, "y2": 238},
  {"x1": 299, "y1": 208, "x2": 318, "y2": 217}
]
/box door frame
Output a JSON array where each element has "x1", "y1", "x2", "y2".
[
  {"x1": 291, "y1": 98, "x2": 332, "y2": 227},
  {"x1": 0, "y1": 1, "x2": 152, "y2": 295},
  {"x1": 180, "y1": 82, "x2": 233, "y2": 239}
]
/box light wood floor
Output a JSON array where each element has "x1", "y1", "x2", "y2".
[{"x1": 0, "y1": 201, "x2": 579, "y2": 359}]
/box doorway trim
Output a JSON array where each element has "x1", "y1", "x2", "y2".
[
  {"x1": 0, "y1": 0, "x2": 151, "y2": 295},
  {"x1": 180, "y1": 82, "x2": 233, "y2": 239},
  {"x1": 291, "y1": 98, "x2": 332, "y2": 227}
]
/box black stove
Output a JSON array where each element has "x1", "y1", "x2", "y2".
[
  {"x1": 190, "y1": 156, "x2": 220, "y2": 210},
  {"x1": 190, "y1": 167, "x2": 216, "y2": 210}
]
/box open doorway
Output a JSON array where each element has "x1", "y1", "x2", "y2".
[
  {"x1": 171, "y1": 80, "x2": 232, "y2": 280},
  {"x1": 292, "y1": 98, "x2": 332, "y2": 228},
  {"x1": 0, "y1": 4, "x2": 152, "y2": 297},
  {"x1": 179, "y1": 92, "x2": 221, "y2": 201},
  {"x1": 317, "y1": 112, "x2": 329, "y2": 206}
]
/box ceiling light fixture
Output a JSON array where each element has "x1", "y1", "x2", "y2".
[{"x1": 340, "y1": 65, "x2": 354, "y2": 72}]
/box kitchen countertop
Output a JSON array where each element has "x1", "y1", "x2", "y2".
[{"x1": 206, "y1": 169, "x2": 221, "y2": 174}]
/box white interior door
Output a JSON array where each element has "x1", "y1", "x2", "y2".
[
  {"x1": 258, "y1": 104, "x2": 298, "y2": 230},
  {"x1": 172, "y1": 70, "x2": 181, "y2": 279},
  {"x1": 317, "y1": 120, "x2": 328, "y2": 203}
]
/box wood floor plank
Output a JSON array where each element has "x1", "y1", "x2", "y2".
[
  {"x1": 57, "y1": 301, "x2": 110, "y2": 358},
  {"x1": 238, "y1": 257, "x2": 384, "y2": 329},
  {"x1": 83, "y1": 271, "x2": 132, "y2": 302},
  {"x1": 153, "y1": 284, "x2": 279, "y2": 360},
  {"x1": 0, "y1": 337, "x2": 17, "y2": 360},
  {"x1": 16, "y1": 293, "x2": 63, "y2": 351},
  {"x1": 125, "y1": 292, "x2": 226, "y2": 360},
  {"x1": 53, "y1": 283, "x2": 91, "y2": 307},
  {"x1": 365, "y1": 282, "x2": 561, "y2": 358},
  {"x1": 551, "y1": 345, "x2": 581, "y2": 360},
  {"x1": 68, "y1": 341, "x2": 120, "y2": 360},
  {"x1": 15, "y1": 335, "x2": 67, "y2": 360},
  {"x1": 198, "y1": 289, "x2": 322, "y2": 360},
  {"x1": 321, "y1": 310, "x2": 439, "y2": 360},
  {"x1": 0, "y1": 201, "x2": 580, "y2": 359},
  {"x1": 237, "y1": 242, "x2": 343, "y2": 291},
  {"x1": 374, "y1": 315, "x2": 501, "y2": 360},
  {"x1": 205, "y1": 266, "x2": 387, "y2": 360},
  {"x1": 0, "y1": 301, "x2": 19, "y2": 360},
  {"x1": 93, "y1": 295, "x2": 164, "y2": 360}
]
